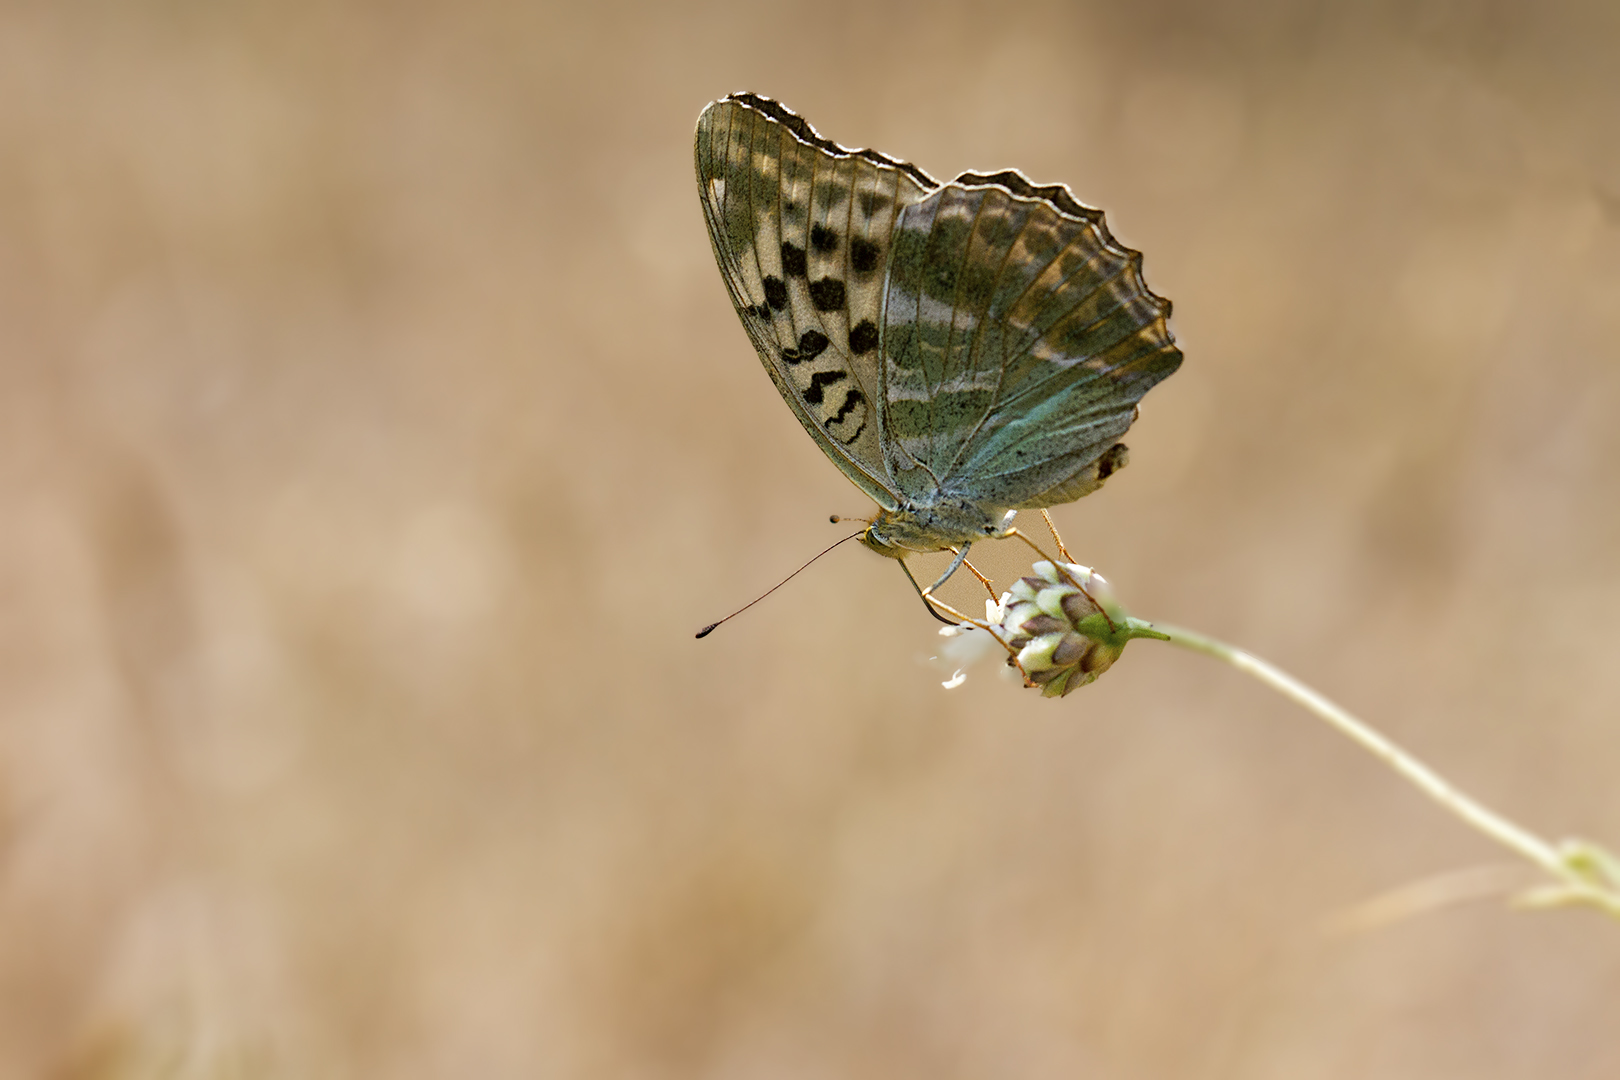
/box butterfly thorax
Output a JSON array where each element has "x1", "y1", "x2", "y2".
[{"x1": 860, "y1": 499, "x2": 1006, "y2": 559}]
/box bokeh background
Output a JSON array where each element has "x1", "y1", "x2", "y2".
[{"x1": 3, "y1": 0, "x2": 1619, "y2": 1076}]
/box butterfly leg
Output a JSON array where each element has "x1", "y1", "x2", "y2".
[
  {"x1": 1039, "y1": 509, "x2": 1074, "y2": 563},
  {"x1": 1004, "y1": 528, "x2": 1056, "y2": 564},
  {"x1": 960, "y1": 556, "x2": 999, "y2": 599},
  {"x1": 924, "y1": 543, "x2": 974, "y2": 595}
]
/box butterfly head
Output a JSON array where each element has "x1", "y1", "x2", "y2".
[{"x1": 859, "y1": 502, "x2": 1015, "y2": 559}]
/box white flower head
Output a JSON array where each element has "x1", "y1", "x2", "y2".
[{"x1": 931, "y1": 595, "x2": 1011, "y2": 688}]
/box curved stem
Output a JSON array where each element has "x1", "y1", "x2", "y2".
[{"x1": 1139, "y1": 620, "x2": 1620, "y2": 919}]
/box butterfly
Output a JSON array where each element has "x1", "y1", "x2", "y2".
[{"x1": 695, "y1": 92, "x2": 1181, "y2": 594}]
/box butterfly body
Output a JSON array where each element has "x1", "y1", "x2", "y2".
[
  {"x1": 696, "y1": 93, "x2": 1180, "y2": 566},
  {"x1": 861, "y1": 498, "x2": 1007, "y2": 559}
]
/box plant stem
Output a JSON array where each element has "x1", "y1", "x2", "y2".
[{"x1": 1135, "y1": 619, "x2": 1620, "y2": 919}]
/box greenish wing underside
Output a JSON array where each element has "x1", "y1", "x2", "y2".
[
  {"x1": 880, "y1": 175, "x2": 1183, "y2": 509},
  {"x1": 694, "y1": 95, "x2": 935, "y2": 511}
]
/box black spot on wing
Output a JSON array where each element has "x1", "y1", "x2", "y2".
[
  {"x1": 849, "y1": 319, "x2": 878, "y2": 355},
  {"x1": 763, "y1": 276, "x2": 788, "y2": 310},
  {"x1": 850, "y1": 237, "x2": 881, "y2": 275},
  {"x1": 803, "y1": 369, "x2": 847, "y2": 405},
  {"x1": 828, "y1": 387, "x2": 864, "y2": 427},
  {"x1": 781, "y1": 242, "x2": 808, "y2": 277},
  {"x1": 811, "y1": 224, "x2": 839, "y2": 252},
  {"x1": 780, "y1": 329, "x2": 829, "y2": 364},
  {"x1": 808, "y1": 278, "x2": 846, "y2": 311},
  {"x1": 857, "y1": 190, "x2": 890, "y2": 217}
]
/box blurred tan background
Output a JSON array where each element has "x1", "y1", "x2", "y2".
[{"x1": 2, "y1": 0, "x2": 1618, "y2": 1076}]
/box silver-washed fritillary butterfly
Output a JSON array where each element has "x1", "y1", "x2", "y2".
[{"x1": 695, "y1": 93, "x2": 1181, "y2": 589}]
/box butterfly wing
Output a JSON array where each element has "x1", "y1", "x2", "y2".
[
  {"x1": 878, "y1": 171, "x2": 1181, "y2": 510},
  {"x1": 695, "y1": 94, "x2": 936, "y2": 511}
]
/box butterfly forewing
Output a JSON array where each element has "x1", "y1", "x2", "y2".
[
  {"x1": 880, "y1": 174, "x2": 1181, "y2": 509},
  {"x1": 695, "y1": 95, "x2": 936, "y2": 510}
]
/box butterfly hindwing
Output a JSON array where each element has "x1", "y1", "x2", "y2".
[
  {"x1": 695, "y1": 94, "x2": 936, "y2": 510},
  {"x1": 880, "y1": 172, "x2": 1182, "y2": 509}
]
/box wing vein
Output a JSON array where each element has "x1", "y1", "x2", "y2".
[
  {"x1": 935, "y1": 190, "x2": 996, "y2": 469},
  {"x1": 938, "y1": 193, "x2": 1030, "y2": 481}
]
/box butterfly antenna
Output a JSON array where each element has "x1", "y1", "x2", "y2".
[
  {"x1": 695, "y1": 531, "x2": 865, "y2": 639},
  {"x1": 899, "y1": 560, "x2": 960, "y2": 625}
]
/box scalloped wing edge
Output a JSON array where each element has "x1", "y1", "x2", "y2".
[
  {"x1": 949, "y1": 167, "x2": 1174, "y2": 325},
  {"x1": 717, "y1": 92, "x2": 941, "y2": 193}
]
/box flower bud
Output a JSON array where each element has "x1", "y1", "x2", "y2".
[{"x1": 994, "y1": 561, "x2": 1129, "y2": 696}]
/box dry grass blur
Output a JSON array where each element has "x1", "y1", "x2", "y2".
[{"x1": 2, "y1": 0, "x2": 1619, "y2": 1076}]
